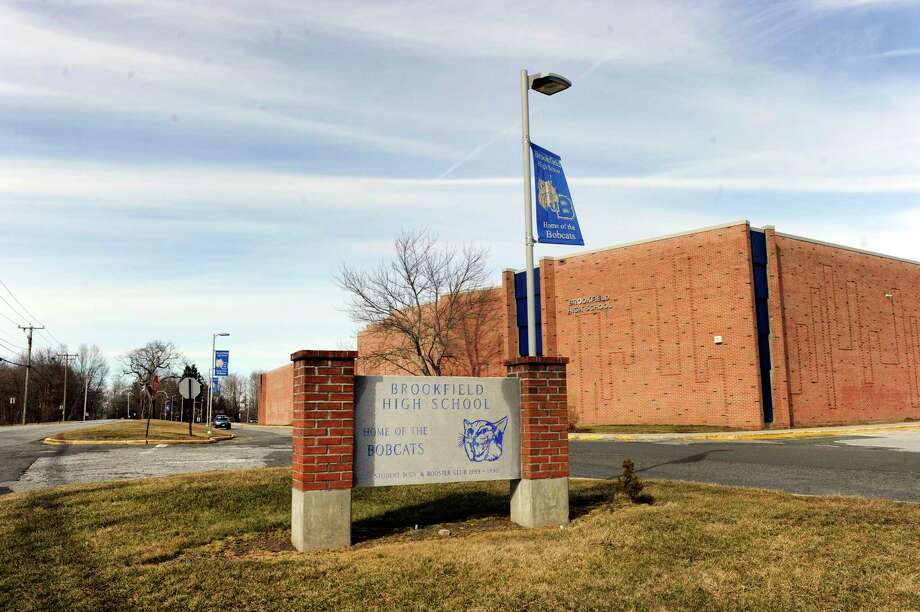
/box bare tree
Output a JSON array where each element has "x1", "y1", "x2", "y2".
[
  {"x1": 74, "y1": 344, "x2": 109, "y2": 420},
  {"x1": 339, "y1": 230, "x2": 494, "y2": 376},
  {"x1": 221, "y1": 373, "x2": 245, "y2": 419},
  {"x1": 248, "y1": 370, "x2": 262, "y2": 423},
  {"x1": 120, "y1": 341, "x2": 182, "y2": 437},
  {"x1": 109, "y1": 375, "x2": 128, "y2": 419}
]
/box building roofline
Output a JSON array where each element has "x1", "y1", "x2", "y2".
[
  {"x1": 770, "y1": 230, "x2": 920, "y2": 267},
  {"x1": 520, "y1": 220, "x2": 750, "y2": 269},
  {"x1": 506, "y1": 219, "x2": 919, "y2": 272}
]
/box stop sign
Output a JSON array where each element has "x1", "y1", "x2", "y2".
[{"x1": 178, "y1": 377, "x2": 201, "y2": 400}]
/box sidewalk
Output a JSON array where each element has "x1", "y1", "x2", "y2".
[{"x1": 568, "y1": 421, "x2": 920, "y2": 442}]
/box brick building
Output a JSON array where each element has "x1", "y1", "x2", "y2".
[
  {"x1": 263, "y1": 220, "x2": 920, "y2": 429},
  {"x1": 364, "y1": 220, "x2": 920, "y2": 429}
]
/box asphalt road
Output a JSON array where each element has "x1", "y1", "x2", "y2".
[
  {"x1": 571, "y1": 434, "x2": 920, "y2": 502},
  {"x1": 2, "y1": 422, "x2": 918, "y2": 502},
  {"x1": 0, "y1": 422, "x2": 291, "y2": 494},
  {"x1": 0, "y1": 421, "x2": 116, "y2": 494}
]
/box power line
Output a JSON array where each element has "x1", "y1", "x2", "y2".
[
  {"x1": 0, "y1": 278, "x2": 66, "y2": 349},
  {"x1": 0, "y1": 335, "x2": 24, "y2": 350},
  {"x1": 35, "y1": 329, "x2": 59, "y2": 349},
  {"x1": 0, "y1": 279, "x2": 42, "y2": 325},
  {"x1": 0, "y1": 294, "x2": 29, "y2": 326},
  {"x1": 0, "y1": 309, "x2": 21, "y2": 328},
  {"x1": 43, "y1": 328, "x2": 65, "y2": 347},
  {"x1": 0, "y1": 338, "x2": 22, "y2": 352}
]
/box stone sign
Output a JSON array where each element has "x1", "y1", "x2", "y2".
[{"x1": 353, "y1": 376, "x2": 522, "y2": 487}]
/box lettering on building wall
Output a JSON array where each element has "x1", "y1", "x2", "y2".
[{"x1": 567, "y1": 294, "x2": 611, "y2": 315}]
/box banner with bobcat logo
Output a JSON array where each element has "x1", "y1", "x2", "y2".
[{"x1": 531, "y1": 142, "x2": 584, "y2": 246}]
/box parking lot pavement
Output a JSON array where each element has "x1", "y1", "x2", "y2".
[
  {"x1": 571, "y1": 429, "x2": 920, "y2": 502},
  {"x1": 2, "y1": 423, "x2": 292, "y2": 494}
]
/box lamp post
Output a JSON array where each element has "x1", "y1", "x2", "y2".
[
  {"x1": 520, "y1": 69, "x2": 572, "y2": 357},
  {"x1": 207, "y1": 332, "x2": 229, "y2": 436}
]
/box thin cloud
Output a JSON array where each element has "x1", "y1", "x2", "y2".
[{"x1": 862, "y1": 47, "x2": 920, "y2": 59}]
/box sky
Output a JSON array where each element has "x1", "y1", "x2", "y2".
[{"x1": 2, "y1": 0, "x2": 920, "y2": 379}]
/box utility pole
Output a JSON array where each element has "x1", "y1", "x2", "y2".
[
  {"x1": 18, "y1": 325, "x2": 44, "y2": 424},
  {"x1": 82, "y1": 373, "x2": 90, "y2": 421},
  {"x1": 57, "y1": 352, "x2": 77, "y2": 422}
]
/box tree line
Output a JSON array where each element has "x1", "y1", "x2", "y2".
[{"x1": 0, "y1": 340, "x2": 263, "y2": 425}]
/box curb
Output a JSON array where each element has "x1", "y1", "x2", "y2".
[
  {"x1": 43, "y1": 433, "x2": 235, "y2": 446},
  {"x1": 568, "y1": 422, "x2": 920, "y2": 443}
]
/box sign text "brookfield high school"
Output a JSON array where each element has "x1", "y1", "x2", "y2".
[{"x1": 382, "y1": 382, "x2": 492, "y2": 411}]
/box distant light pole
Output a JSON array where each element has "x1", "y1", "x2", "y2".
[
  {"x1": 56, "y1": 352, "x2": 77, "y2": 422},
  {"x1": 207, "y1": 332, "x2": 229, "y2": 436},
  {"x1": 82, "y1": 373, "x2": 89, "y2": 421},
  {"x1": 520, "y1": 69, "x2": 571, "y2": 357}
]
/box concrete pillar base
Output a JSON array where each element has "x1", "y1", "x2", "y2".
[
  {"x1": 510, "y1": 477, "x2": 569, "y2": 528},
  {"x1": 291, "y1": 488, "x2": 351, "y2": 551}
]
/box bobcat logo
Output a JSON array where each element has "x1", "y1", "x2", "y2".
[
  {"x1": 460, "y1": 417, "x2": 508, "y2": 463},
  {"x1": 537, "y1": 179, "x2": 560, "y2": 214}
]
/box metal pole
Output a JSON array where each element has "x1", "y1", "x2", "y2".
[
  {"x1": 207, "y1": 334, "x2": 214, "y2": 436},
  {"x1": 82, "y1": 374, "x2": 89, "y2": 421},
  {"x1": 521, "y1": 69, "x2": 537, "y2": 357},
  {"x1": 22, "y1": 330, "x2": 32, "y2": 424},
  {"x1": 18, "y1": 325, "x2": 43, "y2": 424},
  {"x1": 62, "y1": 362, "x2": 68, "y2": 422}
]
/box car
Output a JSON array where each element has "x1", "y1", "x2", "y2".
[
  {"x1": 248, "y1": 414, "x2": 258, "y2": 424},
  {"x1": 212, "y1": 414, "x2": 232, "y2": 430}
]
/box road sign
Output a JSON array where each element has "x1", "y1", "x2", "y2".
[
  {"x1": 214, "y1": 350, "x2": 229, "y2": 376},
  {"x1": 150, "y1": 374, "x2": 160, "y2": 398},
  {"x1": 178, "y1": 377, "x2": 201, "y2": 400}
]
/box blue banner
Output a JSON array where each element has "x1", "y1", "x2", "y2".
[
  {"x1": 214, "y1": 350, "x2": 229, "y2": 377},
  {"x1": 212, "y1": 376, "x2": 221, "y2": 394},
  {"x1": 531, "y1": 143, "x2": 584, "y2": 245}
]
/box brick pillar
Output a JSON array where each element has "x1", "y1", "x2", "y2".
[
  {"x1": 290, "y1": 349, "x2": 357, "y2": 551},
  {"x1": 505, "y1": 356, "x2": 570, "y2": 527},
  {"x1": 763, "y1": 226, "x2": 793, "y2": 428},
  {"x1": 539, "y1": 258, "x2": 558, "y2": 357},
  {"x1": 501, "y1": 269, "x2": 519, "y2": 361}
]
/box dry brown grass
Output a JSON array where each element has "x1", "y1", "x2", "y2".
[
  {"x1": 0, "y1": 468, "x2": 917, "y2": 610},
  {"x1": 49, "y1": 419, "x2": 229, "y2": 442}
]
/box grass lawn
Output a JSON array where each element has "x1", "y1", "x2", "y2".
[
  {"x1": 50, "y1": 419, "x2": 229, "y2": 442},
  {"x1": 574, "y1": 424, "x2": 739, "y2": 434},
  {"x1": 0, "y1": 470, "x2": 917, "y2": 611}
]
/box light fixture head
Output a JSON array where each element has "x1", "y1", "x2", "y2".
[
  {"x1": 529, "y1": 72, "x2": 572, "y2": 96},
  {"x1": 217, "y1": 332, "x2": 230, "y2": 337}
]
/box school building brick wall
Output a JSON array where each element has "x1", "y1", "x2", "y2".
[
  {"x1": 259, "y1": 363, "x2": 293, "y2": 425},
  {"x1": 535, "y1": 221, "x2": 765, "y2": 429},
  {"x1": 768, "y1": 230, "x2": 920, "y2": 426},
  {"x1": 263, "y1": 220, "x2": 920, "y2": 429}
]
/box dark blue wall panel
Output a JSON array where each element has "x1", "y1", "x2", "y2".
[
  {"x1": 514, "y1": 270, "x2": 542, "y2": 356},
  {"x1": 750, "y1": 230, "x2": 774, "y2": 423}
]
